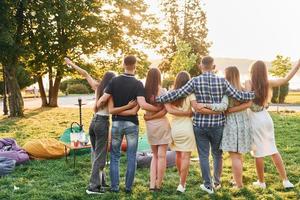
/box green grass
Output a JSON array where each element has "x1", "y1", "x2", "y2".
[{"x1": 0, "y1": 108, "x2": 299, "y2": 199}]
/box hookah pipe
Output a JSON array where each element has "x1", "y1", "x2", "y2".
[{"x1": 78, "y1": 98, "x2": 83, "y2": 131}]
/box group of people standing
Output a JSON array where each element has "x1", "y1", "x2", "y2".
[{"x1": 64, "y1": 55, "x2": 299, "y2": 195}]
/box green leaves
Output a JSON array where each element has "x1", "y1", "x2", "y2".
[
  {"x1": 270, "y1": 55, "x2": 292, "y2": 103},
  {"x1": 23, "y1": 0, "x2": 161, "y2": 80},
  {"x1": 270, "y1": 55, "x2": 292, "y2": 78},
  {"x1": 170, "y1": 40, "x2": 197, "y2": 76},
  {"x1": 159, "y1": 0, "x2": 210, "y2": 77}
]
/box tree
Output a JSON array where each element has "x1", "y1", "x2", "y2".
[
  {"x1": 160, "y1": 0, "x2": 210, "y2": 76},
  {"x1": 24, "y1": 0, "x2": 160, "y2": 107},
  {"x1": 270, "y1": 55, "x2": 292, "y2": 103},
  {"x1": 170, "y1": 40, "x2": 197, "y2": 76},
  {"x1": 0, "y1": 65, "x2": 33, "y2": 94},
  {"x1": 0, "y1": 0, "x2": 26, "y2": 117}
]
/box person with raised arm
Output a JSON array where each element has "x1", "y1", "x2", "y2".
[
  {"x1": 245, "y1": 60, "x2": 300, "y2": 189},
  {"x1": 65, "y1": 58, "x2": 139, "y2": 195},
  {"x1": 95, "y1": 55, "x2": 161, "y2": 193},
  {"x1": 156, "y1": 56, "x2": 255, "y2": 194}
]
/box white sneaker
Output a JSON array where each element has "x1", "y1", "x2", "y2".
[
  {"x1": 214, "y1": 183, "x2": 221, "y2": 190},
  {"x1": 200, "y1": 184, "x2": 214, "y2": 194},
  {"x1": 253, "y1": 181, "x2": 266, "y2": 189},
  {"x1": 176, "y1": 184, "x2": 186, "y2": 193},
  {"x1": 283, "y1": 180, "x2": 294, "y2": 188}
]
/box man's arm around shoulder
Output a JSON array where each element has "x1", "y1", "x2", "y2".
[
  {"x1": 156, "y1": 78, "x2": 195, "y2": 103},
  {"x1": 223, "y1": 80, "x2": 255, "y2": 102}
]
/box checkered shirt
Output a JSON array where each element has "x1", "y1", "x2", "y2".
[{"x1": 156, "y1": 72, "x2": 255, "y2": 127}]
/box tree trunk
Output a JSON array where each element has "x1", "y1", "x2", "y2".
[
  {"x1": 5, "y1": 67, "x2": 24, "y2": 117},
  {"x1": 2, "y1": 0, "x2": 25, "y2": 117},
  {"x1": 37, "y1": 76, "x2": 48, "y2": 107},
  {"x1": 2, "y1": 66, "x2": 8, "y2": 115},
  {"x1": 48, "y1": 76, "x2": 61, "y2": 107},
  {"x1": 48, "y1": 66, "x2": 53, "y2": 104}
]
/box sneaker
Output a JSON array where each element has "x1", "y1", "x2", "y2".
[
  {"x1": 200, "y1": 184, "x2": 214, "y2": 194},
  {"x1": 176, "y1": 184, "x2": 186, "y2": 193},
  {"x1": 252, "y1": 181, "x2": 266, "y2": 189},
  {"x1": 125, "y1": 189, "x2": 132, "y2": 194},
  {"x1": 283, "y1": 180, "x2": 294, "y2": 188},
  {"x1": 86, "y1": 187, "x2": 105, "y2": 195},
  {"x1": 213, "y1": 183, "x2": 222, "y2": 190},
  {"x1": 230, "y1": 179, "x2": 236, "y2": 186},
  {"x1": 109, "y1": 188, "x2": 119, "y2": 193}
]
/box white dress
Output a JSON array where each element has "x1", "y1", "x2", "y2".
[{"x1": 247, "y1": 104, "x2": 278, "y2": 157}]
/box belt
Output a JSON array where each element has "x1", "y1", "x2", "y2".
[{"x1": 93, "y1": 114, "x2": 109, "y2": 120}]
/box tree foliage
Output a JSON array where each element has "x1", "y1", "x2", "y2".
[
  {"x1": 159, "y1": 0, "x2": 210, "y2": 77},
  {"x1": 269, "y1": 55, "x2": 292, "y2": 77},
  {"x1": 8, "y1": 0, "x2": 161, "y2": 107},
  {"x1": 170, "y1": 40, "x2": 197, "y2": 76},
  {"x1": 270, "y1": 55, "x2": 292, "y2": 103}
]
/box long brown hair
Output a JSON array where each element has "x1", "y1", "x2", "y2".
[
  {"x1": 225, "y1": 66, "x2": 242, "y2": 90},
  {"x1": 96, "y1": 71, "x2": 116, "y2": 100},
  {"x1": 250, "y1": 61, "x2": 269, "y2": 106},
  {"x1": 172, "y1": 71, "x2": 191, "y2": 107},
  {"x1": 145, "y1": 68, "x2": 161, "y2": 104}
]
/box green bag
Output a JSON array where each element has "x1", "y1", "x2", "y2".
[
  {"x1": 137, "y1": 135, "x2": 151, "y2": 152},
  {"x1": 59, "y1": 122, "x2": 91, "y2": 155}
]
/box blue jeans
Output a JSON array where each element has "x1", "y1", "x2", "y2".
[
  {"x1": 110, "y1": 121, "x2": 139, "y2": 191},
  {"x1": 193, "y1": 126, "x2": 224, "y2": 188}
]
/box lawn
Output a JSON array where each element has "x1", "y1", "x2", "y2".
[{"x1": 0, "y1": 108, "x2": 299, "y2": 200}]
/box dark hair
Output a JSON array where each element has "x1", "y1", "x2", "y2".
[
  {"x1": 96, "y1": 71, "x2": 116, "y2": 100},
  {"x1": 172, "y1": 71, "x2": 191, "y2": 107},
  {"x1": 201, "y1": 56, "x2": 214, "y2": 69},
  {"x1": 123, "y1": 55, "x2": 137, "y2": 71},
  {"x1": 145, "y1": 68, "x2": 161, "y2": 104},
  {"x1": 225, "y1": 66, "x2": 242, "y2": 90},
  {"x1": 250, "y1": 61, "x2": 269, "y2": 106}
]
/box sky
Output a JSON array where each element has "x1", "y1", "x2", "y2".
[{"x1": 145, "y1": 0, "x2": 300, "y2": 62}]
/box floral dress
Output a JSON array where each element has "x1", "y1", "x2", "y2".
[{"x1": 220, "y1": 98, "x2": 252, "y2": 153}]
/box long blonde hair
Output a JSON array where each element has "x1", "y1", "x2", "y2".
[
  {"x1": 225, "y1": 66, "x2": 242, "y2": 105},
  {"x1": 225, "y1": 66, "x2": 242, "y2": 90}
]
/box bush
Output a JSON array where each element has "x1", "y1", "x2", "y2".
[
  {"x1": 60, "y1": 78, "x2": 94, "y2": 94},
  {"x1": 66, "y1": 84, "x2": 89, "y2": 94},
  {"x1": 271, "y1": 83, "x2": 289, "y2": 103}
]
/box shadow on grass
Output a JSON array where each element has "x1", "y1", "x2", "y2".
[{"x1": 0, "y1": 107, "x2": 55, "y2": 133}]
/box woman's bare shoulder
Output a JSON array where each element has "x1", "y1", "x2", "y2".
[{"x1": 244, "y1": 80, "x2": 252, "y2": 91}]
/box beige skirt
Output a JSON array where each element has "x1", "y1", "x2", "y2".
[
  {"x1": 146, "y1": 116, "x2": 171, "y2": 145},
  {"x1": 170, "y1": 117, "x2": 196, "y2": 152}
]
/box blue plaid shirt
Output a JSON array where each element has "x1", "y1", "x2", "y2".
[{"x1": 156, "y1": 72, "x2": 255, "y2": 127}]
